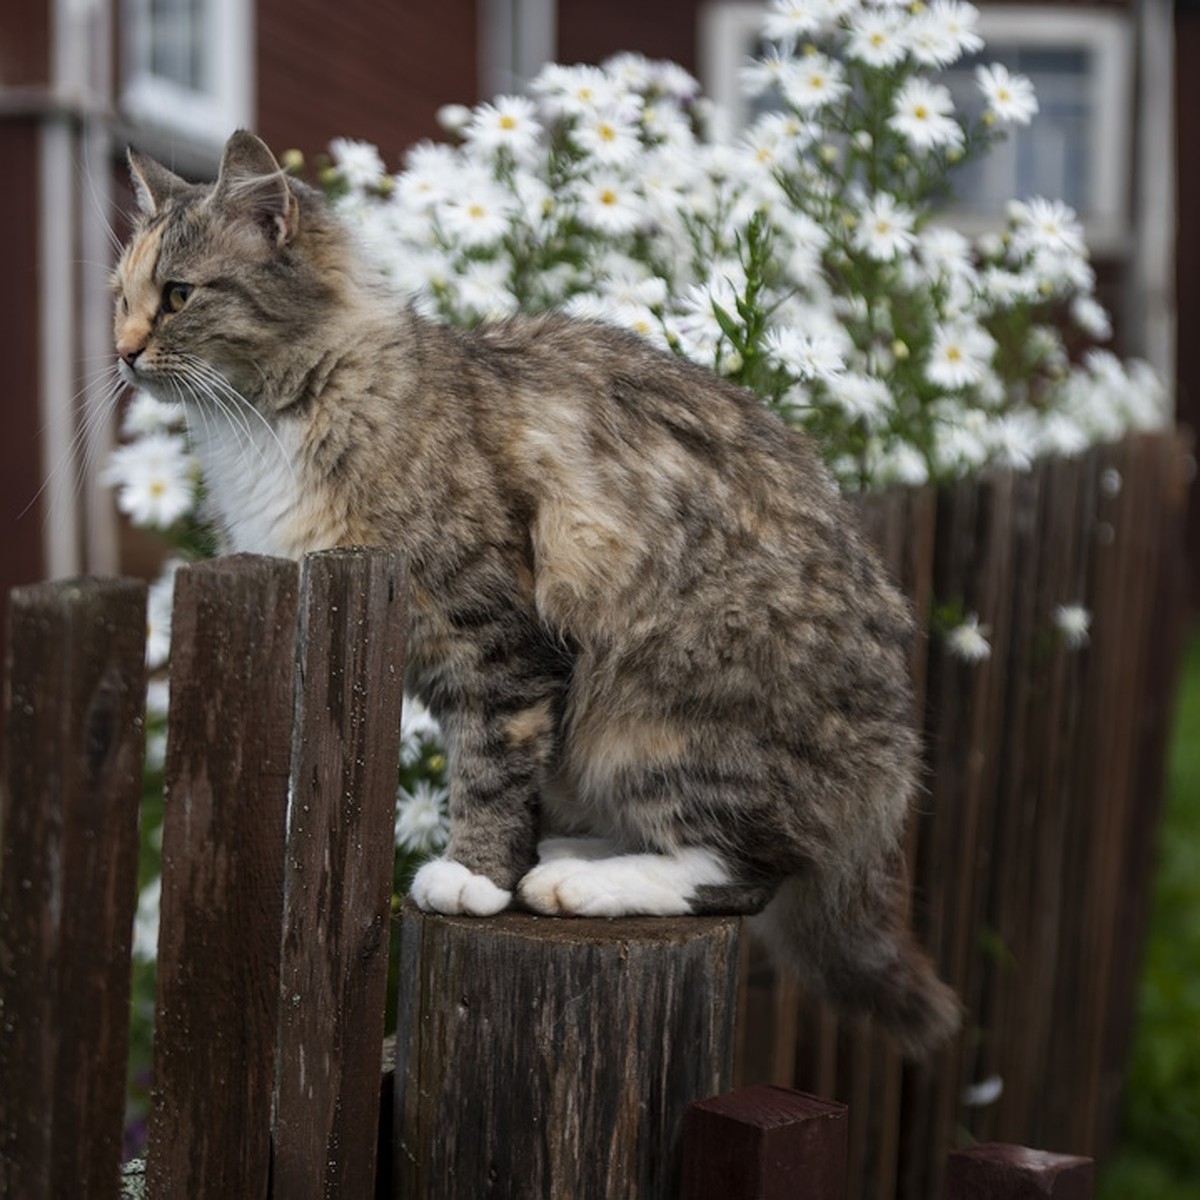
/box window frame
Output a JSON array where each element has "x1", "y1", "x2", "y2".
[
  {"x1": 696, "y1": 3, "x2": 1134, "y2": 253},
  {"x1": 120, "y1": 0, "x2": 254, "y2": 149}
]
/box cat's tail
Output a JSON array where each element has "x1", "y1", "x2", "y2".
[{"x1": 746, "y1": 852, "x2": 961, "y2": 1059}]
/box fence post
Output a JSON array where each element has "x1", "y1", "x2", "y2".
[
  {"x1": 0, "y1": 578, "x2": 146, "y2": 1199},
  {"x1": 393, "y1": 905, "x2": 742, "y2": 1199},
  {"x1": 146, "y1": 556, "x2": 299, "y2": 1199},
  {"x1": 946, "y1": 1144, "x2": 1093, "y2": 1199},
  {"x1": 681, "y1": 1085, "x2": 848, "y2": 1200},
  {"x1": 272, "y1": 548, "x2": 406, "y2": 1198}
]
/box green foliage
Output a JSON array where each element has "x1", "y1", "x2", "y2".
[{"x1": 1099, "y1": 628, "x2": 1200, "y2": 1197}]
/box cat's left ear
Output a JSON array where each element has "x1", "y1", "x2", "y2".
[{"x1": 210, "y1": 129, "x2": 300, "y2": 247}]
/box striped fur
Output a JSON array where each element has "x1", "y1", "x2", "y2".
[{"x1": 115, "y1": 131, "x2": 960, "y2": 1056}]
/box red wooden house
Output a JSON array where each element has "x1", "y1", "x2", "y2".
[{"x1": 0, "y1": 0, "x2": 1193, "y2": 633}]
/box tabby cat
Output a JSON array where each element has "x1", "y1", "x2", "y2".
[{"x1": 114, "y1": 130, "x2": 959, "y2": 1056}]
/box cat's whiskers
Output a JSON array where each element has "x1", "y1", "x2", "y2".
[
  {"x1": 175, "y1": 356, "x2": 297, "y2": 483},
  {"x1": 18, "y1": 363, "x2": 128, "y2": 522}
]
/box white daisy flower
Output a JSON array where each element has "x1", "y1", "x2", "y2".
[
  {"x1": 395, "y1": 780, "x2": 450, "y2": 855},
  {"x1": 975, "y1": 63, "x2": 1038, "y2": 126},
  {"x1": 144, "y1": 560, "x2": 183, "y2": 670},
  {"x1": 853, "y1": 192, "x2": 917, "y2": 261},
  {"x1": 121, "y1": 391, "x2": 184, "y2": 437},
  {"x1": 1070, "y1": 295, "x2": 1113, "y2": 341},
  {"x1": 780, "y1": 52, "x2": 848, "y2": 111},
  {"x1": 827, "y1": 372, "x2": 893, "y2": 426},
  {"x1": 132, "y1": 876, "x2": 162, "y2": 963},
  {"x1": 764, "y1": 328, "x2": 846, "y2": 381},
  {"x1": 910, "y1": 0, "x2": 983, "y2": 67},
  {"x1": 463, "y1": 95, "x2": 543, "y2": 163},
  {"x1": 103, "y1": 432, "x2": 197, "y2": 530},
  {"x1": 925, "y1": 321, "x2": 996, "y2": 389},
  {"x1": 328, "y1": 138, "x2": 386, "y2": 190},
  {"x1": 889, "y1": 78, "x2": 963, "y2": 153},
  {"x1": 439, "y1": 173, "x2": 515, "y2": 248},
  {"x1": 741, "y1": 45, "x2": 800, "y2": 98},
  {"x1": 574, "y1": 175, "x2": 644, "y2": 236},
  {"x1": 1053, "y1": 604, "x2": 1092, "y2": 649},
  {"x1": 845, "y1": 8, "x2": 909, "y2": 68},
  {"x1": 946, "y1": 612, "x2": 992, "y2": 663},
  {"x1": 762, "y1": 0, "x2": 825, "y2": 42},
  {"x1": 570, "y1": 111, "x2": 643, "y2": 166},
  {"x1": 1009, "y1": 197, "x2": 1087, "y2": 260}
]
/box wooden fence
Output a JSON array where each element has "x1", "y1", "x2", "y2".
[
  {"x1": 738, "y1": 431, "x2": 1192, "y2": 1199},
  {"x1": 0, "y1": 431, "x2": 1188, "y2": 1197}
]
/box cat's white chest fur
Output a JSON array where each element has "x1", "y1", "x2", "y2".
[{"x1": 185, "y1": 407, "x2": 313, "y2": 559}]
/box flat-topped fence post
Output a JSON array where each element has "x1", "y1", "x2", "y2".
[
  {"x1": 0, "y1": 578, "x2": 147, "y2": 1199},
  {"x1": 393, "y1": 905, "x2": 742, "y2": 1199},
  {"x1": 681, "y1": 1085, "x2": 849, "y2": 1200},
  {"x1": 946, "y1": 1144, "x2": 1094, "y2": 1199}
]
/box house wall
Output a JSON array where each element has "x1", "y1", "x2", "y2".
[
  {"x1": 558, "y1": 0, "x2": 705, "y2": 72},
  {"x1": 0, "y1": 119, "x2": 49, "y2": 644},
  {"x1": 1176, "y1": 2, "x2": 1200, "y2": 609},
  {"x1": 256, "y1": 0, "x2": 480, "y2": 167}
]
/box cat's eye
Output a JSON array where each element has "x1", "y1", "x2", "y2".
[{"x1": 161, "y1": 282, "x2": 193, "y2": 314}]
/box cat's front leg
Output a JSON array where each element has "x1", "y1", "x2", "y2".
[{"x1": 410, "y1": 686, "x2": 560, "y2": 917}]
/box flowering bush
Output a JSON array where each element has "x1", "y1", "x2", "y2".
[{"x1": 107, "y1": 0, "x2": 1169, "y2": 978}]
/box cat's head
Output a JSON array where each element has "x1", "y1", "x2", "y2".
[{"x1": 114, "y1": 130, "x2": 344, "y2": 409}]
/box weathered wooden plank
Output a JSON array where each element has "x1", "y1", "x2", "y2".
[
  {"x1": 273, "y1": 548, "x2": 407, "y2": 1199},
  {"x1": 147, "y1": 556, "x2": 299, "y2": 1200},
  {"x1": 1097, "y1": 433, "x2": 1191, "y2": 1152},
  {"x1": 945, "y1": 1143, "x2": 1093, "y2": 1199},
  {"x1": 0, "y1": 578, "x2": 146, "y2": 1200},
  {"x1": 394, "y1": 904, "x2": 741, "y2": 1199},
  {"x1": 681, "y1": 1085, "x2": 848, "y2": 1200}
]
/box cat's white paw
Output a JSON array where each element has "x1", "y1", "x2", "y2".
[
  {"x1": 518, "y1": 849, "x2": 728, "y2": 918},
  {"x1": 411, "y1": 859, "x2": 512, "y2": 916}
]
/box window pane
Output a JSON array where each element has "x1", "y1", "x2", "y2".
[
  {"x1": 148, "y1": 0, "x2": 208, "y2": 93},
  {"x1": 945, "y1": 48, "x2": 1090, "y2": 215}
]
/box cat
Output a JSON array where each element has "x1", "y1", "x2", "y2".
[{"x1": 114, "y1": 130, "x2": 960, "y2": 1057}]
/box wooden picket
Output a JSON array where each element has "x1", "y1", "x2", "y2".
[{"x1": 0, "y1": 578, "x2": 146, "y2": 1197}]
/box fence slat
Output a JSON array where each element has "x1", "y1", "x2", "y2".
[
  {"x1": 394, "y1": 905, "x2": 741, "y2": 1199},
  {"x1": 147, "y1": 556, "x2": 299, "y2": 1199},
  {"x1": 681, "y1": 1085, "x2": 848, "y2": 1200},
  {"x1": 0, "y1": 578, "x2": 146, "y2": 1199},
  {"x1": 945, "y1": 1144, "x2": 1092, "y2": 1199},
  {"x1": 272, "y1": 548, "x2": 406, "y2": 1198}
]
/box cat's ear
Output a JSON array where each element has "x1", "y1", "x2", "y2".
[
  {"x1": 127, "y1": 148, "x2": 188, "y2": 216},
  {"x1": 209, "y1": 129, "x2": 300, "y2": 248}
]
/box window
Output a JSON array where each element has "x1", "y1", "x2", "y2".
[
  {"x1": 697, "y1": 4, "x2": 1133, "y2": 252},
  {"x1": 121, "y1": 0, "x2": 253, "y2": 148}
]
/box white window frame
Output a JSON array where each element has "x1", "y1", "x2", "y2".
[
  {"x1": 121, "y1": 0, "x2": 254, "y2": 149},
  {"x1": 697, "y1": 3, "x2": 1134, "y2": 253}
]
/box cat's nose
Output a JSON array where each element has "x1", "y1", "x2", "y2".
[{"x1": 117, "y1": 339, "x2": 145, "y2": 367}]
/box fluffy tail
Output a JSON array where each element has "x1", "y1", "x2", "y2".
[{"x1": 747, "y1": 854, "x2": 961, "y2": 1059}]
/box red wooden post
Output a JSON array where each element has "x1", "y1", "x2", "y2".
[
  {"x1": 272, "y1": 548, "x2": 406, "y2": 1198},
  {"x1": 681, "y1": 1085, "x2": 848, "y2": 1200},
  {"x1": 147, "y1": 556, "x2": 299, "y2": 1199},
  {"x1": 0, "y1": 578, "x2": 146, "y2": 1199},
  {"x1": 946, "y1": 1144, "x2": 1093, "y2": 1199}
]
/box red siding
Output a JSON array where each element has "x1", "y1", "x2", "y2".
[
  {"x1": 256, "y1": 0, "x2": 480, "y2": 169},
  {"x1": 0, "y1": 120, "x2": 47, "y2": 660},
  {"x1": 1176, "y1": 4, "x2": 1200, "y2": 608},
  {"x1": 557, "y1": 0, "x2": 704, "y2": 71},
  {"x1": 0, "y1": 0, "x2": 51, "y2": 89}
]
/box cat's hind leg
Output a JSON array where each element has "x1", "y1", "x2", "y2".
[{"x1": 518, "y1": 845, "x2": 740, "y2": 917}]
